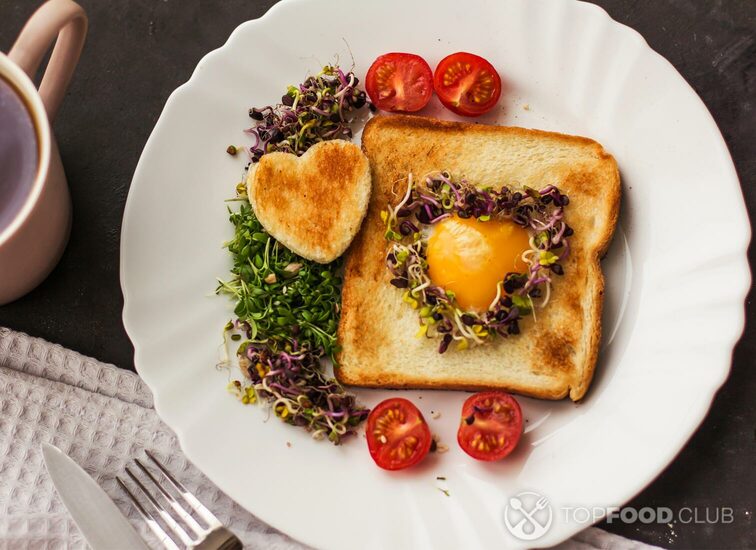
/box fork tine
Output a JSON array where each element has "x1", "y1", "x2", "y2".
[
  {"x1": 117, "y1": 476, "x2": 180, "y2": 550},
  {"x1": 125, "y1": 467, "x2": 194, "y2": 547},
  {"x1": 145, "y1": 450, "x2": 221, "y2": 527},
  {"x1": 134, "y1": 457, "x2": 205, "y2": 535}
]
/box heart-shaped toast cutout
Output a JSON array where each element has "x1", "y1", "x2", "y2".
[{"x1": 247, "y1": 140, "x2": 371, "y2": 263}]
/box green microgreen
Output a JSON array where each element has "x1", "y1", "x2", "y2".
[{"x1": 216, "y1": 201, "x2": 342, "y2": 359}]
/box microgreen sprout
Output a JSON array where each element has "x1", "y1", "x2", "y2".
[
  {"x1": 217, "y1": 65, "x2": 370, "y2": 443},
  {"x1": 245, "y1": 66, "x2": 367, "y2": 162},
  {"x1": 234, "y1": 340, "x2": 368, "y2": 444},
  {"x1": 383, "y1": 172, "x2": 572, "y2": 353},
  {"x1": 216, "y1": 202, "x2": 342, "y2": 358}
]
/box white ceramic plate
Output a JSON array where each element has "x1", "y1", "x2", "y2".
[{"x1": 121, "y1": 1, "x2": 751, "y2": 548}]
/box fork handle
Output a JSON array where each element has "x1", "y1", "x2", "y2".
[{"x1": 192, "y1": 528, "x2": 243, "y2": 550}]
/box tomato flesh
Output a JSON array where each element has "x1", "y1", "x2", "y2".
[
  {"x1": 366, "y1": 398, "x2": 432, "y2": 470},
  {"x1": 457, "y1": 391, "x2": 522, "y2": 461},
  {"x1": 365, "y1": 53, "x2": 434, "y2": 113},
  {"x1": 434, "y1": 52, "x2": 502, "y2": 117}
]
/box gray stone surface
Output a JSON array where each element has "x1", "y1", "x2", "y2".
[{"x1": 0, "y1": 1, "x2": 753, "y2": 548}]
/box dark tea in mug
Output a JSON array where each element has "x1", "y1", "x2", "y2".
[{"x1": 0, "y1": 75, "x2": 38, "y2": 233}]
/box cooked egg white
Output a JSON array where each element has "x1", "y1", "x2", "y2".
[{"x1": 426, "y1": 216, "x2": 530, "y2": 311}]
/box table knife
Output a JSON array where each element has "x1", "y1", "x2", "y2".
[{"x1": 42, "y1": 443, "x2": 149, "y2": 550}]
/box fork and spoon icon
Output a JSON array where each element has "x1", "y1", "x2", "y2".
[{"x1": 507, "y1": 495, "x2": 551, "y2": 539}]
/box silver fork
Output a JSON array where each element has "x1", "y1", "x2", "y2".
[{"x1": 117, "y1": 450, "x2": 242, "y2": 550}]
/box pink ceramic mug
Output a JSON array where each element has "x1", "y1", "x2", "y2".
[{"x1": 0, "y1": 0, "x2": 87, "y2": 305}]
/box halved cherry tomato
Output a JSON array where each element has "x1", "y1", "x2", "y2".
[
  {"x1": 433, "y1": 52, "x2": 502, "y2": 117},
  {"x1": 457, "y1": 391, "x2": 522, "y2": 461},
  {"x1": 365, "y1": 53, "x2": 434, "y2": 113},
  {"x1": 366, "y1": 398, "x2": 432, "y2": 470}
]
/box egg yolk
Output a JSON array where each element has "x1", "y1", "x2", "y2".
[{"x1": 426, "y1": 216, "x2": 530, "y2": 311}]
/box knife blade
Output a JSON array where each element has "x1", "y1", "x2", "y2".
[{"x1": 42, "y1": 443, "x2": 149, "y2": 550}]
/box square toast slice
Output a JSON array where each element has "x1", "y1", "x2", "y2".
[{"x1": 336, "y1": 115, "x2": 620, "y2": 401}]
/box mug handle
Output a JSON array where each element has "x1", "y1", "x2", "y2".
[{"x1": 8, "y1": 0, "x2": 87, "y2": 122}]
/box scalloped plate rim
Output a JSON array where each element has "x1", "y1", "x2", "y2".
[{"x1": 120, "y1": 0, "x2": 751, "y2": 548}]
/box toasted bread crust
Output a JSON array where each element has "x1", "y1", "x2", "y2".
[
  {"x1": 247, "y1": 140, "x2": 371, "y2": 264},
  {"x1": 573, "y1": 155, "x2": 620, "y2": 400},
  {"x1": 336, "y1": 115, "x2": 620, "y2": 401}
]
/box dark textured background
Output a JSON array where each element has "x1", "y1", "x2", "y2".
[{"x1": 0, "y1": 1, "x2": 753, "y2": 548}]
